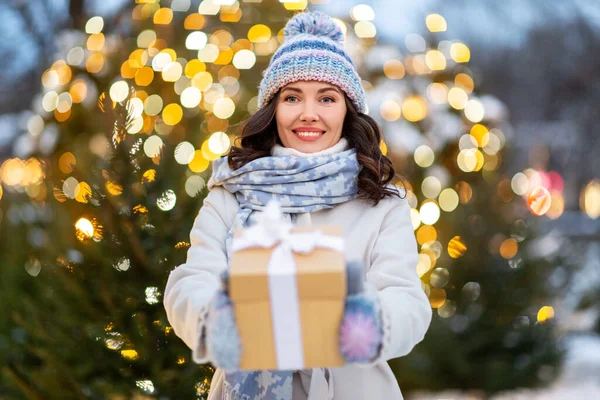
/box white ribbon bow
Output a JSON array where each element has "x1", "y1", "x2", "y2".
[{"x1": 231, "y1": 200, "x2": 344, "y2": 371}]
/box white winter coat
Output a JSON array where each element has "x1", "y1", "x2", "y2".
[{"x1": 163, "y1": 141, "x2": 432, "y2": 399}]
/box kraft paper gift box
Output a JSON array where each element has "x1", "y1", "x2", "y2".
[{"x1": 228, "y1": 214, "x2": 347, "y2": 371}]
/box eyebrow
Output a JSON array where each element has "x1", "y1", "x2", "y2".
[{"x1": 281, "y1": 86, "x2": 342, "y2": 95}]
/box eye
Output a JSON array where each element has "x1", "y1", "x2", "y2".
[
  {"x1": 284, "y1": 96, "x2": 298, "y2": 103},
  {"x1": 321, "y1": 96, "x2": 335, "y2": 103}
]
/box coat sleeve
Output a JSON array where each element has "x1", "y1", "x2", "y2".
[
  {"x1": 359, "y1": 197, "x2": 432, "y2": 367},
  {"x1": 163, "y1": 187, "x2": 230, "y2": 364}
]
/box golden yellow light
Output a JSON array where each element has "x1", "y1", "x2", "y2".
[
  {"x1": 537, "y1": 306, "x2": 555, "y2": 323},
  {"x1": 129, "y1": 49, "x2": 149, "y2": 68},
  {"x1": 426, "y1": 14, "x2": 447, "y2": 32},
  {"x1": 191, "y1": 71, "x2": 214, "y2": 92},
  {"x1": 121, "y1": 349, "x2": 139, "y2": 360},
  {"x1": 75, "y1": 182, "x2": 92, "y2": 203},
  {"x1": 376, "y1": 140, "x2": 387, "y2": 157},
  {"x1": 248, "y1": 24, "x2": 271, "y2": 43},
  {"x1": 201, "y1": 140, "x2": 220, "y2": 161},
  {"x1": 427, "y1": 83, "x2": 448, "y2": 104},
  {"x1": 383, "y1": 59, "x2": 405, "y2": 79},
  {"x1": 162, "y1": 104, "x2": 183, "y2": 126},
  {"x1": 185, "y1": 59, "x2": 206, "y2": 78},
  {"x1": 448, "y1": 87, "x2": 468, "y2": 109},
  {"x1": 120, "y1": 60, "x2": 138, "y2": 79},
  {"x1": 546, "y1": 191, "x2": 564, "y2": 220},
  {"x1": 499, "y1": 238, "x2": 518, "y2": 259},
  {"x1": 153, "y1": 7, "x2": 173, "y2": 25},
  {"x1": 142, "y1": 169, "x2": 156, "y2": 184},
  {"x1": 75, "y1": 218, "x2": 94, "y2": 239},
  {"x1": 425, "y1": 50, "x2": 446, "y2": 71},
  {"x1": 448, "y1": 236, "x2": 467, "y2": 258},
  {"x1": 470, "y1": 124, "x2": 489, "y2": 147},
  {"x1": 283, "y1": 0, "x2": 308, "y2": 11},
  {"x1": 419, "y1": 201, "x2": 440, "y2": 225},
  {"x1": 105, "y1": 181, "x2": 123, "y2": 196},
  {"x1": 450, "y1": 42, "x2": 471, "y2": 63},
  {"x1": 86, "y1": 33, "x2": 105, "y2": 51},
  {"x1": 54, "y1": 108, "x2": 71, "y2": 122},
  {"x1": 581, "y1": 179, "x2": 600, "y2": 219},
  {"x1": 214, "y1": 47, "x2": 233, "y2": 65},
  {"x1": 135, "y1": 66, "x2": 154, "y2": 86},
  {"x1": 457, "y1": 149, "x2": 476, "y2": 172},
  {"x1": 455, "y1": 73, "x2": 475, "y2": 93},
  {"x1": 402, "y1": 96, "x2": 427, "y2": 122},
  {"x1": 189, "y1": 150, "x2": 209, "y2": 173},
  {"x1": 184, "y1": 13, "x2": 205, "y2": 30},
  {"x1": 55, "y1": 63, "x2": 72, "y2": 85},
  {"x1": 455, "y1": 181, "x2": 472, "y2": 204},
  {"x1": 354, "y1": 21, "x2": 377, "y2": 38},
  {"x1": 380, "y1": 100, "x2": 401, "y2": 121},
  {"x1": 416, "y1": 225, "x2": 437, "y2": 246},
  {"x1": 59, "y1": 152, "x2": 76, "y2": 174},
  {"x1": 86, "y1": 53, "x2": 104, "y2": 74},
  {"x1": 429, "y1": 288, "x2": 447, "y2": 308}
]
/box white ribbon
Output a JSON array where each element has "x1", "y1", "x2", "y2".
[{"x1": 231, "y1": 200, "x2": 344, "y2": 370}]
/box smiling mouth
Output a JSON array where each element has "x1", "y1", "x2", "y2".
[{"x1": 292, "y1": 130, "x2": 325, "y2": 137}]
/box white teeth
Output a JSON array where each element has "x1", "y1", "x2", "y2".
[{"x1": 295, "y1": 131, "x2": 323, "y2": 137}]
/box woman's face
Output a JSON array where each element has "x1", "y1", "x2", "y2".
[{"x1": 275, "y1": 80, "x2": 347, "y2": 153}]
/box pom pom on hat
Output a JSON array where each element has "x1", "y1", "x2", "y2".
[{"x1": 283, "y1": 10, "x2": 343, "y2": 44}]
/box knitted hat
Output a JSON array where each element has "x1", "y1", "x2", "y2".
[{"x1": 257, "y1": 10, "x2": 368, "y2": 114}]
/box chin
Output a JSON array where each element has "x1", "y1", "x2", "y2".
[{"x1": 292, "y1": 142, "x2": 327, "y2": 153}]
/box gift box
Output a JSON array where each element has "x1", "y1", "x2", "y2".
[{"x1": 228, "y1": 203, "x2": 347, "y2": 371}]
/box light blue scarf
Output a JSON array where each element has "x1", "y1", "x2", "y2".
[{"x1": 206, "y1": 144, "x2": 361, "y2": 400}]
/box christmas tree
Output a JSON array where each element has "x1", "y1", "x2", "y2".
[
  {"x1": 0, "y1": 1, "x2": 576, "y2": 398},
  {"x1": 340, "y1": 9, "x2": 576, "y2": 393}
]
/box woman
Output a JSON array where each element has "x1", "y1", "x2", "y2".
[{"x1": 163, "y1": 10, "x2": 432, "y2": 400}]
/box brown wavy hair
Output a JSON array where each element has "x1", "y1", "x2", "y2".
[{"x1": 227, "y1": 89, "x2": 407, "y2": 206}]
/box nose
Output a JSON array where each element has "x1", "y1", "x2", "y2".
[{"x1": 299, "y1": 100, "x2": 319, "y2": 121}]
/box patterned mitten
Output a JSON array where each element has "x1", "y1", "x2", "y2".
[
  {"x1": 339, "y1": 261, "x2": 383, "y2": 363},
  {"x1": 206, "y1": 269, "x2": 242, "y2": 371}
]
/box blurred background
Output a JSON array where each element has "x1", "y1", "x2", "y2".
[{"x1": 1, "y1": 0, "x2": 599, "y2": 399}]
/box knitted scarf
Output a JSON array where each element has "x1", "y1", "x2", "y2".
[{"x1": 206, "y1": 143, "x2": 361, "y2": 400}]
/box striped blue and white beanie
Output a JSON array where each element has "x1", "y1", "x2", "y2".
[{"x1": 257, "y1": 10, "x2": 368, "y2": 114}]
